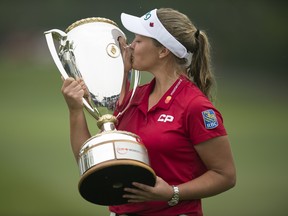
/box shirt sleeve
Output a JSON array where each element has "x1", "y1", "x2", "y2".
[{"x1": 184, "y1": 95, "x2": 227, "y2": 145}]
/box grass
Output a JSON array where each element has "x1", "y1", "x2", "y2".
[{"x1": 0, "y1": 59, "x2": 287, "y2": 215}]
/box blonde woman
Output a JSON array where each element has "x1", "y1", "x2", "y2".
[{"x1": 62, "y1": 8, "x2": 236, "y2": 216}]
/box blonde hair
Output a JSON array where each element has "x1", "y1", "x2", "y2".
[{"x1": 156, "y1": 8, "x2": 215, "y2": 101}]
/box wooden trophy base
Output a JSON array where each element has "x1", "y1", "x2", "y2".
[{"x1": 78, "y1": 159, "x2": 156, "y2": 205}]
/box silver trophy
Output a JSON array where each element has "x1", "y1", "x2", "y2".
[{"x1": 44, "y1": 17, "x2": 156, "y2": 205}]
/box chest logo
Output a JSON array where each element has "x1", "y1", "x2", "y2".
[
  {"x1": 202, "y1": 109, "x2": 218, "y2": 129},
  {"x1": 157, "y1": 114, "x2": 174, "y2": 123}
]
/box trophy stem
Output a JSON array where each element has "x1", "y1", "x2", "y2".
[{"x1": 97, "y1": 114, "x2": 118, "y2": 132}]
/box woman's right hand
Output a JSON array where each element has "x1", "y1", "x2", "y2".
[{"x1": 61, "y1": 77, "x2": 87, "y2": 112}]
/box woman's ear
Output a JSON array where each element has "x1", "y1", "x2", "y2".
[{"x1": 159, "y1": 47, "x2": 170, "y2": 59}]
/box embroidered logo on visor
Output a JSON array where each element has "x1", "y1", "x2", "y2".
[
  {"x1": 202, "y1": 109, "x2": 218, "y2": 129},
  {"x1": 144, "y1": 11, "x2": 152, "y2": 20}
]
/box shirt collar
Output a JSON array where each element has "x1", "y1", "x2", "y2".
[{"x1": 132, "y1": 75, "x2": 189, "y2": 112}]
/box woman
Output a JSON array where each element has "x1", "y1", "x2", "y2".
[{"x1": 62, "y1": 8, "x2": 236, "y2": 216}]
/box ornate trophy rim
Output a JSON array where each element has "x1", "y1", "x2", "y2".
[{"x1": 65, "y1": 17, "x2": 119, "y2": 33}]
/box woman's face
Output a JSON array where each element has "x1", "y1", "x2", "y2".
[{"x1": 130, "y1": 34, "x2": 161, "y2": 71}]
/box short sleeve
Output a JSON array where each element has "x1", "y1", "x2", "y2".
[{"x1": 184, "y1": 95, "x2": 227, "y2": 145}]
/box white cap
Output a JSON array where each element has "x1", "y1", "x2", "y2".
[{"x1": 121, "y1": 8, "x2": 192, "y2": 64}]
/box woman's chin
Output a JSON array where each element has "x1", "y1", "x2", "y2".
[{"x1": 132, "y1": 64, "x2": 139, "y2": 71}]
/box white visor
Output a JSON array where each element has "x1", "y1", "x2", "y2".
[{"x1": 121, "y1": 8, "x2": 192, "y2": 62}]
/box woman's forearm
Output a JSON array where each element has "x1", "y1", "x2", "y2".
[
  {"x1": 179, "y1": 136, "x2": 236, "y2": 200},
  {"x1": 178, "y1": 169, "x2": 236, "y2": 200},
  {"x1": 118, "y1": 70, "x2": 130, "y2": 107},
  {"x1": 69, "y1": 109, "x2": 91, "y2": 160}
]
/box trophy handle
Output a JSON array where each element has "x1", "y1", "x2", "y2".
[
  {"x1": 44, "y1": 29, "x2": 96, "y2": 116},
  {"x1": 116, "y1": 69, "x2": 141, "y2": 119},
  {"x1": 44, "y1": 29, "x2": 69, "y2": 79}
]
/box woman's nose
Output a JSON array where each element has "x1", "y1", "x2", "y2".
[{"x1": 129, "y1": 41, "x2": 135, "y2": 49}]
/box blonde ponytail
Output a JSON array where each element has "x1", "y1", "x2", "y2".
[{"x1": 157, "y1": 8, "x2": 216, "y2": 101}]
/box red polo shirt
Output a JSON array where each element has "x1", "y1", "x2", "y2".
[{"x1": 110, "y1": 75, "x2": 227, "y2": 216}]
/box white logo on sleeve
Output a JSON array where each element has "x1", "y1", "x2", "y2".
[{"x1": 157, "y1": 114, "x2": 174, "y2": 122}]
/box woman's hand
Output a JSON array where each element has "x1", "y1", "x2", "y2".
[
  {"x1": 61, "y1": 77, "x2": 87, "y2": 112},
  {"x1": 61, "y1": 77, "x2": 91, "y2": 160},
  {"x1": 118, "y1": 36, "x2": 132, "y2": 74},
  {"x1": 123, "y1": 176, "x2": 174, "y2": 203}
]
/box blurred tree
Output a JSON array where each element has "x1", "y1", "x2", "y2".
[{"x1": 0, "y1": 0, "x2": 287, "y2": 79}]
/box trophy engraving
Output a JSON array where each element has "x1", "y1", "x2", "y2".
[
  {"x1": 44, "y1": 17, "x2": 156, "y2": 205},
  {"x1": 107, "y1": 43, "x2": 120, "y2": 58}
]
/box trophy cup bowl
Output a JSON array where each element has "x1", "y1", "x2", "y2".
[{"x1": 44, "y1": 17, "x2": 156, "y2": 205}]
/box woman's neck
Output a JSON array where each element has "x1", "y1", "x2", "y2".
[
  {"x1": 147, "y1": 55, "x2": 186, "y2": 110},
  {"x1": 148, "y1": 72, "x2": 180, "y2": 110},
  {"x1": 153, "y1": 73, "x2": 179, "y2": 96}
]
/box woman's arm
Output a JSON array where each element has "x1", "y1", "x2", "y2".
[
  {"x1": 179, "y1": 135, "x2": 236, "y2": 200},
  {"x1": 68, "y1": 109, "x2": 91, "y2": 160},
  {"x1": 118, "y1": 36, "x2": 132, "y2": 106},
  {"x1": 61, "y1": 77, "x2": 91, "y2": 160},
  {"x1": 122, "y1": 135, "x2": 236, "y2": 202}
]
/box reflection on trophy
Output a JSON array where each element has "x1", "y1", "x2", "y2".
[{"x1": 44, "y1": 17, "x2": 156, "y2": 205}]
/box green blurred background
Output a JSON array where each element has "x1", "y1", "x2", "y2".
[{"x1": 0, "y1": 0, "x2": 287, "y2": 215}]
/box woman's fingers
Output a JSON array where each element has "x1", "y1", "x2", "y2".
[{"x1": 118, "y1": 36, "x2": 132, "y2": 72}]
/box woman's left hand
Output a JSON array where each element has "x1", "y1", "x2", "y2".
[
  {"x1": 118, "y1": 36, "x2": 132, "y2": 74},
  {"x1": 123, "y1": 176, "x2": 173, "y2": 203}
]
